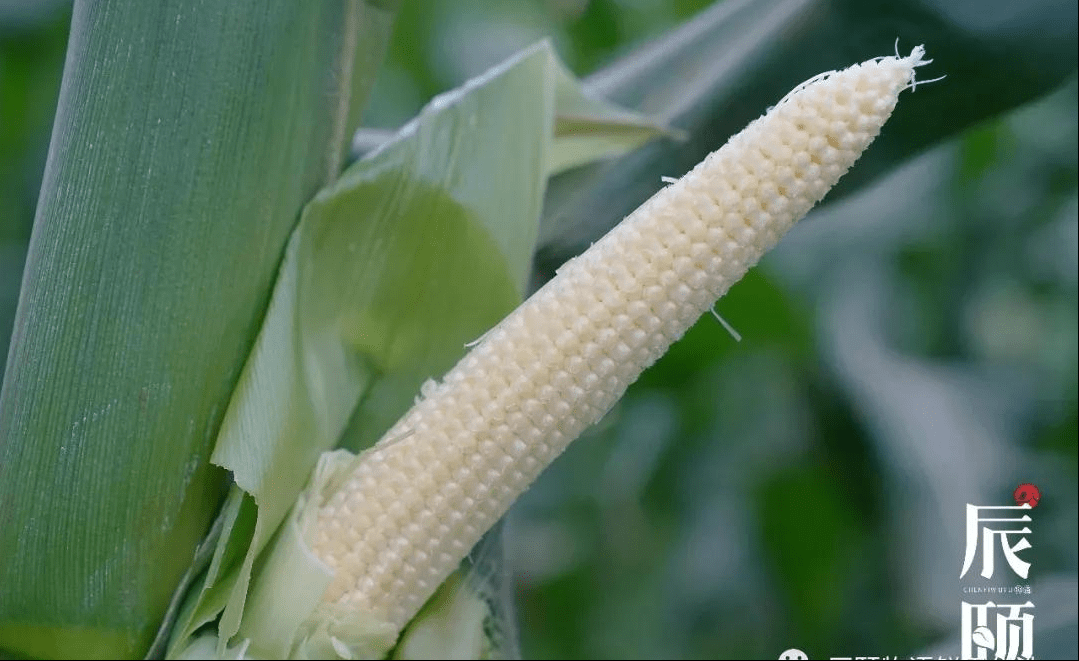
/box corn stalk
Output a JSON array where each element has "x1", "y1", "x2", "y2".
[{"x1": 0, "y1": 1, "x2": 397, "y2": 657}]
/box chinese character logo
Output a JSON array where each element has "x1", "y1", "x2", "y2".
[
  {"x1": 1013, "y1": 483, "x2": 1041, "y2": 508},
  {"x1": 961, "y1": 600, "x2": 1034, "y2": 660},
  {"x1": 960, "y1": 504, "x2": 1032, "y2": 579}
]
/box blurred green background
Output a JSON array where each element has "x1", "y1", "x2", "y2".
[{"x1": 2, "y1": 1, "x2": 1075, "y2": 659}]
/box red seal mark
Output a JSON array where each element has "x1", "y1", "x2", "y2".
[{"x1": 1013, "y1": 483, "x2": 1041, "y2": 508}]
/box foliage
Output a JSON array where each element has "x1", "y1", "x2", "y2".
[{"x1": 0, "y1": 0, "x2": 1075, "y2": 658}]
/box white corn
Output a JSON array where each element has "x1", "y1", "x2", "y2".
[{"x1": 311, "y1": 47, "x2": 931, "y2": 631}]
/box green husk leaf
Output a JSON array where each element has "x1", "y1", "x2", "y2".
[
  {"x1": 0, "y1": 1, "x2": 396, "y2": 657},
  {"x1": 165, "y1": 40, "x2": 666, "y2": 658},
  {"x1": 228, "y1": 450, "x2": 397, "y2": 660},
  {"x1": 547, "y1": 54, "x2": 677, "y2": 177},
  {"x1": 163, "y1": 489, "x2": 255, "y2": 659}
]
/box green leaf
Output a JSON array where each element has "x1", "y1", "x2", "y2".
[
  {"x1": 0, "y1": 1, "x2": 396, "y2": 657},
  {"x1": 547, "y1": 54, "x2": 676, "y2": 177},
  {"x1": 162, "y1": 489, "x2": 255, "y2": 660},
  {"x1": 165, "y1": 40, "x2": 666, "y2": 657},
  {"x1": 537, "y1": 0, "x2": 1078, "y2": 260},
  {"x1": 0, "y1": 243, "x2": 25, "y2": 379}
]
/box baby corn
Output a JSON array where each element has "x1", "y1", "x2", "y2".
[{"x1": 311, "y1": 46, "x2": 931, "y2": 633}]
